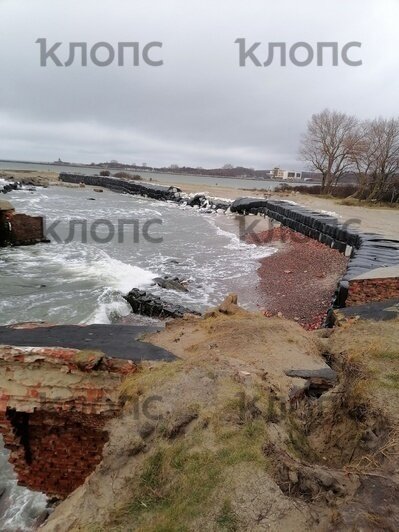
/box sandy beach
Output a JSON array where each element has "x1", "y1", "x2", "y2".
[{"x1": 176, "y1": 182, "x2": 399, "y2": 240}]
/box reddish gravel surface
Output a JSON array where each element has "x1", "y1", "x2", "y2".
[{"x1": 247, "y1": 227, "x2": 349, "y2": 330}]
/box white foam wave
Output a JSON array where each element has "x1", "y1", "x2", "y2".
[
  {"x1": 319, "y1": 209, "x2": 340, "y2": 218},
  {"x1": 1, "y1": 243, "x2": 156, "y2": 325},
  {"x1": 214, "y1": 225, "x2": 276, "y2": 260},
  {"x1": 74, "y1": 250, "x2": 155, "y2": 293},
  {"x1": 51, "y1": 247, "x2": 156, "y2": 324},
  {"x1": 22, "y1": 244, "x2": 156, "y2": 294},
  {"x1": 84, "y1": 289, "x2": 132, "y2": 324}
]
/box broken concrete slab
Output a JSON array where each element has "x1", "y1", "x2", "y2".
[
  {"x1": 0, "y1": 324, "x2": 177, "y2": 362},
  {"x1": 328, "y1": 298, "x2": 399, "y2": 326}
]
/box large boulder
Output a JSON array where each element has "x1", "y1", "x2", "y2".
[
  {"x1": 124, "y1": 289, "x2": 200, "y2": 319},
  {"x1": 153, "y1": 276, "x2": 189, "y2": 292}
]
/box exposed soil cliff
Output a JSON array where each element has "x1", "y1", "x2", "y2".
[{"x1": 41, "y1": 298, "x2": 399, "y2": 531}]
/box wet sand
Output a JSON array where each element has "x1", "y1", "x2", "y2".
[
  {"x1": 173, "y1": 181, "x2": 270, "y2": 200},
  {"x1": 286, "y1": 193, "x2": 399, "y2": 240},
  {"x1": 0, "y1": 170, "x2": 59, "y2": 181},
  {"x1": 178, "y1": 183, "x2": 399, "y2": 240}
]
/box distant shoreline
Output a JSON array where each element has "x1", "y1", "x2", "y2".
[{"x1": 0, "y1": 159, "x2": 313, "y2": 185}]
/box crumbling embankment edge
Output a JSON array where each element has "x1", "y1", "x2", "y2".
[
  {"x1": 0, "y1": 324, "x2": 177, "y2": 361},
  {"x1": 59, "y1": 173, "x2": 399, "y2": 311},
  {"x1": 0, "y1": 323, "x2": 177, "y2": 501}
]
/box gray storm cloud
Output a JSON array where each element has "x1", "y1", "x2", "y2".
[{"x1": 0, "y1": 0, "x2": 398, "y2": 168}]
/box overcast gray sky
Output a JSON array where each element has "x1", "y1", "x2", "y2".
[{"x1": 0, "y1": 0, "x2": 398, "y2": 169}]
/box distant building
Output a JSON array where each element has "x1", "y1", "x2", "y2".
[
  {"x1": 282, "y1": 170, "x2": 302, "y2": 180},
  {"x1": 272, "y1": 167, "x2": 302, "y2": 180}
]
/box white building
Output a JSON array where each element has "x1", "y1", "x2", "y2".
[
  {"x1": 281, "y1": 170, "x2": 302, "y2": 180},
  {"x1": 272, "y1": 168, "x2": 302, "y2": 180}
]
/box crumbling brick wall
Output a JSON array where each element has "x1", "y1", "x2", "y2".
[
  {"x1": 2, "y1": 409, "x2": 110, "y2": 497},
  {"x1": 346, "y1": 277, "x2": 399, "y2": 306},
  {"x1": 11, "y1": 214, "x2": 45, "y2": 245},
  {"x1": 0, "y1": 345, "x2": 136, "y2": 498}
]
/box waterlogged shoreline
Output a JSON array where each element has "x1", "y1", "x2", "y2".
[
  {"x1": 5, "y1": 172, "x2": 398, "y2": 327},
  {"x1": 0, "y1": 178, "x2": 275, "y2": 327},
  {"x1": 55, "y1": 173, "x2": 355, "y2": 326}
]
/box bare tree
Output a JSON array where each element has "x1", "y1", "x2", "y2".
[
  {"x1": 299, "y1": 109, "x2": 358, "y2": 192},
  {"x1": 348, "y1": 120, "x2": 378, "y2": 198},
  {"x1": 364, "y1": 118, "x2": 399, "y2": 202}
]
